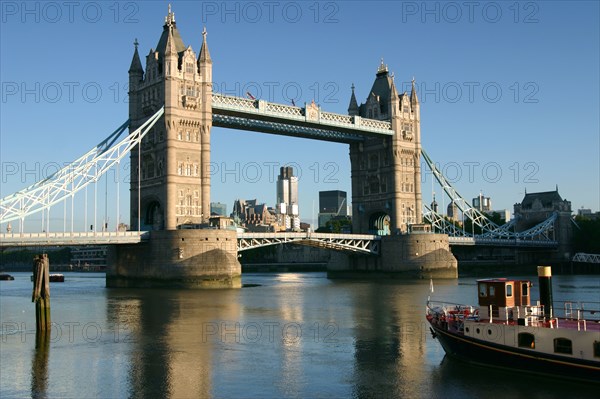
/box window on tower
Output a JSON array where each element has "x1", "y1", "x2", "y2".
[{"x1": 381, "y1": 176, "x2": 387, "y2": 193}]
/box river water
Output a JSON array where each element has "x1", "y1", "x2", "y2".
[{"x1": 1, "y1": 272, "x2": 598, "y2": 398}]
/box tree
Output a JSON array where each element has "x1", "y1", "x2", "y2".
[{"x1": 572, "y1": 216, "x2": 600, "y2": 253}]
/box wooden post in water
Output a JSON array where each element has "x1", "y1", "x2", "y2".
[{"x1": 32, "y1": 254, "x2": 51, "y2": 331}]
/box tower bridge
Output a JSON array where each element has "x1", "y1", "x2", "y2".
[{"x1": 0, "y1": 6, "x2": 563, "y2": 287}]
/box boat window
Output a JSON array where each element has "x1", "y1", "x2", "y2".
[
  {"x1": 594, "y1": 341, "x2": 600, "y2": 358},
  {"x1": 506, "y1": 284, "x2": 513, "y2": 297},
  {"x1": 518, "y1": 333, "x2": 535, "y2": 349},
  {"x1": 554, "y1": 338, "x2": 572, "y2": 355},
  {"x1": 522, "y1": 282, "x2": 529, "y2": 296},
  {"x1": 479, "y1": 283, "x2": 487, "y2": 297},
  {"x1": 489, "y1": 286, "x2": 495, "y2": 297}
]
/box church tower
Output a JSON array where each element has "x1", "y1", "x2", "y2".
[
  {"x1": 128, "y1": 5, "x2": 212, "y2": 230},
  {"x1": 349, "y1": 60, "x2": 422, "y2": 234}
]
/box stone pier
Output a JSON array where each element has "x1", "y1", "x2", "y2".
[
  {"x1": 107, "y1": 230, "x2": 241, "y2": 289},
  {"x1": 327, "y1": 233, "x2": 457, "y2": 279}
]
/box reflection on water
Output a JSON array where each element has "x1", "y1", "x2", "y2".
[
  {"x1": 31, "y1": 332, "x2": 49, "y2": 399},
  {"x1": 0, "y1": 272, "x2": 598, "y2": 398}
]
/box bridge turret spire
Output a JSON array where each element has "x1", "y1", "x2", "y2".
[
  {"x1": 198, "y1": 27, "x2": 212, "y2": 65},
  {"x1": 164, "y1": 23, "x2": 177, "y2": 56},
  {"x1": 377, "y1": 58, "x2": 388, "y2": 75},
  {"x1": 410, "y1": 77, "x2": 419, "y2": 105},
  {"x1": 165, "y1": 3, "x2": 175, "y2": 26},
  {"x1": 163, "y1": 19, "x2": 178, "y2": 77},
  {"x1": 128, "y1": 38, "x2": 144, "y2": 75},
  {"x1": 410, "y1": 77, "x2": 420, "y2": 120},
  {"x1": 128, "y1": 38, "x2": 143, "y2": 120},
  {"x1": 348, "y1": 83, "x2": 359, "y2": 116},
  {"x1": 389, "y1": 78, "x2": 399, "y2": 112}
]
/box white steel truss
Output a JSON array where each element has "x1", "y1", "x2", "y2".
[
  {"x1": 237, "y1": 232, "x2": 380, "y2": 255},
  {"x1": 572, "y1": 253, "x2": 600, "y2": 264},
  {"x1": 212, "y1": 93, "x2": 393, "y2": 139},
  {"x1": 421, "y1": 149, "x2": 557, "y2": 243},
  {"x1": 0, "y1": 107, "x2": 165, "y2": 224}
]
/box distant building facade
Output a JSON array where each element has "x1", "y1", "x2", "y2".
[
  {"x1": 71, "y1": 246, "x2": 108, "y2": 271},
  {"x1": 513, "y1": 188, "x2": 573, "y2": 259},
  {"x1": 318, "y1": 190, "x2": 348, "y2": 228},
  {"x1": 276, "y1": 167, "x2": 300, "y2": 231},
  {"x1": 211, "y1": 202, "x2": 227, "y2": 216},
  {"x1": 447, "y1": 201, "x2": 460, "y2": 223},
  {"x1": 473, "y1": 193, "x2": 492, "y2": 212},
  {"x1": 232, "y1": 199, "x2": 277, "y2": 231},
  {"x1": 486, "y1": 209, "x2": 511, "y2": 223},
  {"x1": 576, "y1": 209, "x2": 599, "y2": 220}
]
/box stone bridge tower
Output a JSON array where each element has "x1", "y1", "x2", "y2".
[
  {"x1": 128, "y1": 6, "x2": 212, "y2": 231},
  {"x1": 349, "y1": 61, "x2": 422, "y2": 234},
  {"x1": 330, "y1": 63, "x2": 456, "y2": 278}
]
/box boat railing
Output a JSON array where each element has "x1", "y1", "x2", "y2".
[
  {"x1": 428, "y1": 301, "x2": 599, "y2": 332},
  {"x1": 560, "y1": 301, "x2": 600, "y2": 322},
  {"x1": 426, "y1": 301, "x2": 480, "y2": 322}
]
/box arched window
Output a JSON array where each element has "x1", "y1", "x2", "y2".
[
  {"x1": 518, "y1": 333, "x2": 535, "y2": 349},
  {"x1": 554, "y1": 338, "x2": 572, "y2": 354}
]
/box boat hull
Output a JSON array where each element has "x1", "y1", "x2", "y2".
[{"x1": 430, "y1": 324, "x2": 600, "y2": 383}]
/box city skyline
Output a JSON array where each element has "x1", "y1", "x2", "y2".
[{"x1": 1, "y1": 2, "x2": 598, "y2": 230}]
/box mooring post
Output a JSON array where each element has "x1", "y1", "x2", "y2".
[{"x1": 32, "y1": 254, "x2": 51, "y2": 331}]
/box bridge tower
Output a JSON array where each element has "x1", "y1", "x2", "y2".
[
  {"x1": 349, "y1": 61, "x2": 422, "y2": 234},
  {"x1": 128, "y1": 5, "x2": 212, "y2": 231},
  {"x1": 110, "y1": 6, "x2": 240, "y2": 289},
  {"x1": 329, "y1": 62, "x2": 457, "y2": 279}
]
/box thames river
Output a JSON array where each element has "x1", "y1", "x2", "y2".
[{"x1": 1, "y1": 271, "x2": 598, "y2": 398}]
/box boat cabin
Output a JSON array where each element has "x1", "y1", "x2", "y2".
[{"x1": 477, "y1": 278, "x2": 531, "y2": 308}]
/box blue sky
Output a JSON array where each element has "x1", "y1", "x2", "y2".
[{"x1": 1, "y1": 1, "x2": 598, "y2": 230}]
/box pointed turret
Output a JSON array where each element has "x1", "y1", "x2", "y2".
[
  {"x1": 361, "y1": 58, "x2": 394, "y2": 118},
  {"x1": 431, "y1": 194, "x2": 438, "y2": 213},
  {"x1": 389, "y1": 76, "x2": 401, "y2": 131},
  {"x1": 348, "y1": 84, "x2": 359, "y2": 116},
  {"x1": 390, "y1": 78, "x2": 399, "y2": 103},
  {"x1": 155, "y1": 5, "x2": 186, "y2": 67},
  {"x1": 128, "y1": 39, "x2": 143, "y2": 120},
  {"x1": 129, "y1": 39, "x2": 144, "y2": 75},
  {"x1": 410, "y1": 77, "x2": 420, "y2": 119},
  {"x1": 198, "y1": 27, "x2": 212, "y2": 65},
  {"x1": 377, "y1": 57, "x2": 389, "y2": 76},
  {"x1": 164, "y1": 24, "x2": 177, "y2": 56},
  {"x1": 163, "y1": 9, "x2": 180, "y2": 77},
  {"x1": 410, "y1": 77, "x2": 419, "y2": 105}
]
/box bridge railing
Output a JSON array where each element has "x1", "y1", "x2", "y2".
[
  {"x1": 237, "y1": 232, "x2": 380, "y2": 240},
  {"x1": 572, "y1": 253, "x2": 600, "y2": 263},
  {"x1": 237, "y1": 232, "x2": 381, "y2": 254},
  {"x1": 212, "y1": 93, "x2": 393, "y2": 135},
  {"x1": 0, "y1": 231, "x2": 149, "y2": 247}
]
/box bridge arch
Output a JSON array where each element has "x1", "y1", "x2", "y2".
[
  {"x1": 369, "y1": 212, "x2": 390, "y2": 236},
  {"x1": 143, "y1": 199, "x2": 164, "y2": 230},
  {"x1": 237, "y1": 232, "x2": 380, "y2": 255}
]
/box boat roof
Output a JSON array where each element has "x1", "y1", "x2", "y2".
[{"x1": 476, "y1": 278, "x2": 531, "y2": 283}]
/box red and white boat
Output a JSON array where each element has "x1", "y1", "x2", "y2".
[{"x1": 426, "y1": 266, "x2": 600, "y2": 383}]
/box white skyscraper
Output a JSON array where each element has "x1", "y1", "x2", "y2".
[{"x1": 276, "y1": 167, "x2": 300, "y2": 230}]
